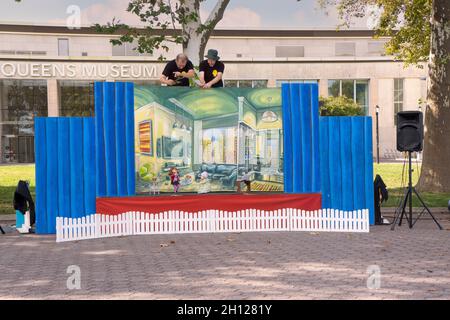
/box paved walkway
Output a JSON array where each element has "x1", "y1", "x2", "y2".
[{"x1": 1, "y1": 214, "x2": 450, "y2": 300}]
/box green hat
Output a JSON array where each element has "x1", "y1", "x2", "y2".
[{"x1": 205, "y1": 49, "x2": 220, "y2": 60}]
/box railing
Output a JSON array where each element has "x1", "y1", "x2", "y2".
[{"x1": 56, "y1": 208, "x2": 370, "y2": 242}]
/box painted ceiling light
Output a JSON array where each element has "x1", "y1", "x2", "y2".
[{"x1": 261, "y1": 110, "x2": 278, "y2": 123}]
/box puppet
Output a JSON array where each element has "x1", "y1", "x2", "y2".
[{"x1": 169, "y1": 167, "x2": 181, "y2": 193}]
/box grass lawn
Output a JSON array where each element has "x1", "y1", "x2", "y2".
[
  {"x1": 374, "y1": 163, "x2": 450, "y2": 208},
  {"x1": 0, "y1": 163, "x2": 449, "y2": 214},
  {"x1": 0, "y1": 164, "x2": 35, "y2": 215}
]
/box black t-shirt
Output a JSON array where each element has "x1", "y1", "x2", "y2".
[
  {"x1": 199, "y1": 60, "x2": 225, "y2": 88},
  {"x1": 162, "y1": 59, "x2": 194, "y2": 86}
]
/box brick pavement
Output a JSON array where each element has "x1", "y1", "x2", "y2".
[{"x1": 1, "y1": 214, "x2": 450, "y2": 300}]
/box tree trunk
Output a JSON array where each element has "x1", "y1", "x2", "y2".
[
  {"x1": 181, "y1": 0, "x2": 230, "y2": 65},
  {"x1": 183, "y1": 33, "x2": 203, "y2": 65},
  {"x1": 417, "y1": 0, "x2": 450, "y2": 192},
  {"x1": 181, "y1": 0, "x2": 202, "y2": 65}
]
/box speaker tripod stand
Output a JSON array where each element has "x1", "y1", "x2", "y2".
[{"x1": 391, "y1": 151, "x2": 442, "y2": 230}]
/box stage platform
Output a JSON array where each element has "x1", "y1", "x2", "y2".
[{"x1": 96, "y1": 193, "x2": 322, "y2": 215}]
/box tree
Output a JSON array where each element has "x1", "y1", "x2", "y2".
[
  {"x1": 95, "y1": 0, "x2": 230, "y2": 65},
  {"x1": 315, "y1": 0, "x2": 450, "y2": 192}
]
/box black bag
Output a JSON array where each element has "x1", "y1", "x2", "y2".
[
  {"x1": 373, "y1": 174, "x2": 388, "y2": 225},
  {"x1": 13, "y1": 180, "x2": 35, "y2": 226}
]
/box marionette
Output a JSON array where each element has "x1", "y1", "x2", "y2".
[
  {"x1": 198, "y1": 171, "x2": 211, "y2": 194},
  {"x1": 169, "y1": 167, "x2": 181, "y2": 193},
  {"x1": 150, "y1": 175, "x2": 160, "y2": 195}
]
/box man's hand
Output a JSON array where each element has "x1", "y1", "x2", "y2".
[
  {"x1": 202, "y1": 82, "x2": 212, "y2": 89},
  {"x1": 166, "y1": 79, "x2": 177, "y2": 86},
  {"x1": 173, "y1": 71, "x2": 183, "y2": 78}
]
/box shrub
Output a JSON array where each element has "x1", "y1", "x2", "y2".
[{"x1": 319, "y1": 95, "x2": 365, "y2": 116}]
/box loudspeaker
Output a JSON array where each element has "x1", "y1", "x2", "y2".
[{"x1": 396, "y1": 111, "x2": 424, "y2": 152}]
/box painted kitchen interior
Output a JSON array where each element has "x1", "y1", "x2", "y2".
[{"x1": 134, "y1": 86, "x2": 284, "y2": 194}]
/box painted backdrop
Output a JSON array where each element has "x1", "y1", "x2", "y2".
[{"x1": 134, "y1": 86, "x2": 284, "y2": 194}]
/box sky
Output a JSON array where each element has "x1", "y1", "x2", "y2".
[{"x1": 0, "y1": 0, "x2": 372, "y2": 29}]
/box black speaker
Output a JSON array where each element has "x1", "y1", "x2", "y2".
[{"x1": 396, "y1": 111, "x2": 424, "y2": 152}]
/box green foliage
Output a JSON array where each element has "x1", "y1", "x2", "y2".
[
  {"x1": 313, "y1": 0, "x2": 433, "y2": 66},
  {"x1": 93, "y1": 0, "x2": 229, "y2": 61},
  {"x1": 319, "y1": 95, "x2": 365, "y2": 116}
]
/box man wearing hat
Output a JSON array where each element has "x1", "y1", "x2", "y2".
[{"x1": 199, "y1": 49, "x2": 225, "y2": 88}]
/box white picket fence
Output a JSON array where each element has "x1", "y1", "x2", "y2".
[{"x1": 56, "y1": 208, "x2": 369, "y2": 242}]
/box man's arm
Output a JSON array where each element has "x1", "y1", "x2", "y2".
[
  {"x1": 174, "y1": 69, "x2": 195, "y2": 79},
  {"x1": 160, "y1": 74, "x2": 176, "y2": 86},
  {"x1": 198, "y1": 71, "x2": 206, "y2": 86},
  {"x1": 203, "y1": 72, "x2": 223, "y2": 88},
  {"x1": 184, "y1": 69, "x2": 195, "y2": 78}
]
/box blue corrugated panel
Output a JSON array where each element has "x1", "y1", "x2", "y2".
[
  {"x1": 35, "y1": 118, "x2": 48, "y2": 234},
  {"x1": 34, "y1": 117, "x2": 96, "y2": 233},
  {"x1": 70, "y1": 118, "x2": 85, "y2": 218},
  {"x1": 35, "y1": 82, "x2": 136, "y2": 234},
  {"x1": 300, "y1": 85, "x2": 312, "y2": 192},
  {"x1": 125, "y1": 82, "x2": 136, "y2": 195},
  {"x1": 319, "y1": 116, "x2": 375, "y2": 224},
  {"x1": 103, "y1": 82, "x2": 118, "y2": 196},
  {"x1": 364, "y1": 117, "x2": 375, "y2": 225},
  {"x1": 95, "y1": 82, "x2": 106, "y2": 197},
  {"x1": 84, "y1": 117, "x2": 96, "y2": 215},
  {"x1": 115, "y1": 82, "x2": 127, "y2": 196},
  {"x1": 281, "y1": 84, "x2": 293, "y2": 193},
  {"x1": 319, "y1": 117, "x2": 331, "y2": 209},
  {"x1": 45, "y1": 118, "x2": 58, "y2": 234},
  {"x1": 310, "y1": 84, "x2": 320, "y2": 192},
  {"x1": 94, "y1": 82, "x2": 136, "y2": 198},
  {"x1": 282, "y1": 83, "x2": 320, "y2": 193},
  {"x1": 290, "y1": 84, "x2": 302, "y2": 192},
  {"x1": 57, "y1": 118, "x2": 71, "y2": 218}
]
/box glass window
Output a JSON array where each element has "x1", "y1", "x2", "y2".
[
  {"x1": 356, "y1": 81, "x2": 369, "y2": 115},
  {"x1": 58, "y1": 38, "x2": 69, "y2": 56},
  {"x1": 112, "y1": 41, "x2": 152, "y2": 57},
  {"x1": 328, "y1": 79, "x2": 369, "y2": 115},
  {"x1": 341, "y1": 80, "x2": 354, "y2": 99},
  {"x1": 0, "y1": 79, "x2": 47, "y2": 164},
  {"x1": 252, "y1": 80, "x2": 268, "y2": 88},
  {"x1": 276, "y1": 80, "x2": 318, "y2": 87},
  {"x1": 225, "y1": 80, "x2": 268, "y2": 88},
  {"x1": 327, "y1": 80, "x2": 340, "y2": 97},
  {"x1": 59, "y1": 80, "x2": 95, "y2": 117},
  {"x1": 238, "y1": 80, "x2": 253, "y2": 88},
  {"x1": 394, "y1": 78, "x2": 404, "y2": 125},
  {"x1": 224, "y1": 80, "x2": 239, "y2": 88}
]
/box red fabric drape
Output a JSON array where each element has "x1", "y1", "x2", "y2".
[{"x1": 96, "y1": 193, "x2": 322, "y2": 215}]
